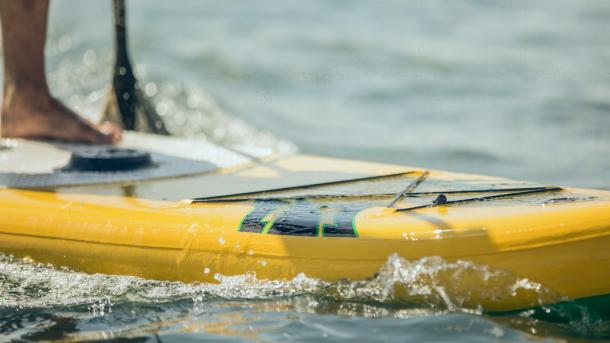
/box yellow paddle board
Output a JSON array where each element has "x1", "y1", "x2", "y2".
[{"x1": 1, "y1": 132, "x2": 609, "y2": 313}]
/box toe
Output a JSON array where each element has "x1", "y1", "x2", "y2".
[
  {"x1": 67, "y1": 119, "x2": 117, "y2": 144},
  {"x1": 97, "y1": 121, "x2": 123, "y2": 144}
]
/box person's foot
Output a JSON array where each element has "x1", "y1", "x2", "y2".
[{"x1": 1, "y1": 83, "x2": 122, "y2": 144}]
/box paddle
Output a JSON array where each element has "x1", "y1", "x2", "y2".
[{"x1": 102, "y1": 0, "x2": 169, "y2": 134}]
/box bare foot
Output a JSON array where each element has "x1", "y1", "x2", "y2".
[{"x1": 1, "y1": 83, "x2": 122, "y2": 144}]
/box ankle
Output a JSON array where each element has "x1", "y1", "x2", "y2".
[
  {"x1": 3, "y1": 78, "x2": 51, "y2": 107},
  {"x1": 2, "y1": 81, "x2": 50, "y2": 135},
  {"x1": 5, "y1": 71, "x2": 50, "y2": 94}
]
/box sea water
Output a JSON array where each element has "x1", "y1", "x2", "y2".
[{"x1": 1, "y1": 0, "x2": 609, "y2": 341}]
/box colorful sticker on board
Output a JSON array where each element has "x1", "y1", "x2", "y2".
[{"x1": 238, "y1": 199, "x2": 361, "y2": 237}]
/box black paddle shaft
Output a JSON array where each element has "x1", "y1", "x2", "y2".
[{"x1": 111, "y1": 0, "x2": 138, "y2": 130}]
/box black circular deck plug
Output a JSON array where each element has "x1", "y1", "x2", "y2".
[{"x1": 62, "y1": 147, "x2": 153, "y2": 172}]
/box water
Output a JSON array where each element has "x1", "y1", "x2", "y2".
[
  {"x1": 0, "y1": 254, "x2": 595, "y2": 342},
  {"x1": 1, "y1": 0, "x2": 610, "y2": 341}
]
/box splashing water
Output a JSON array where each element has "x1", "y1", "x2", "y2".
[
  {"x1": 0, "y1": 253, "x2": 553, "y2": 310},
  {"x1": 1, "y1": 252, "x2": 608, "y2": 340},
  {"x1": 42, "y1": 48, "x2": 295, "y2": 154}
]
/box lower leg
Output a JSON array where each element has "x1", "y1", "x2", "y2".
[{"x1": 0, "y1": 0, "x2": 121, "y2": 143}]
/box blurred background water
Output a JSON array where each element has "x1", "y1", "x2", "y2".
[{"x1": 1, "y1": 0, "x2": 610, "y2": 341}]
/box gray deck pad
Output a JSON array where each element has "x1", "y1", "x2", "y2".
[
  {"x1": 0, "y1": 150, "x2": 217, "y2": 189},
  {"x1": 0, "y1": 132, "x2": 280, "y2": 189}
]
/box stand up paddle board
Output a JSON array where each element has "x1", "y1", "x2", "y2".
[{"x1": 1, "y1": 132, "x2": 609, "y2": 313}]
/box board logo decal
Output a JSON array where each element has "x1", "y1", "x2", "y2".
[{"x1": 238, "y1": 200, "x2": 360, "y2": 237}]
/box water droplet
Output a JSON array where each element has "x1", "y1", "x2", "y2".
[
  {"x1": 489, "y1": 327, "x2": 504, "y2": 338},
  {"x1": 122, "y1": 92, "x2": 130, "y2": 100},
  {"x1": 145, "y1": 82, "x2": 158, "y2": 97},
  {"x1": 213, "y1": 273, "x2": 222, "y2": 281},
  {"x1": 203, "y1": 267, "x2": 210, "y2": 274},
  {"x1": 58, "y1": 36, "x2": 72, "y2": 52},
  {"x1": 247, "y1": 249, "x2": 254, "y2": 256},
  {"x1": 218, "y1": 237, "x2": 225, "y2": 245},
  {"x1": 259, "y1": 260, "x2": 267, "y2": 267},
  {"x1": 186, "y1": 223, "x2": 199, "y2": 233},
  {"x1": 83, "y1": 49, "x2": 96, "y2": 66},
  {"x1": 187, "y1": 93, "x2": 202, "y2": 108},
  {"x1": 401, "y1": 232, "x2": 408, "y2": 240},
  {"x1": 156, "y1": 102, "x2": 169, "y2": 116}
]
